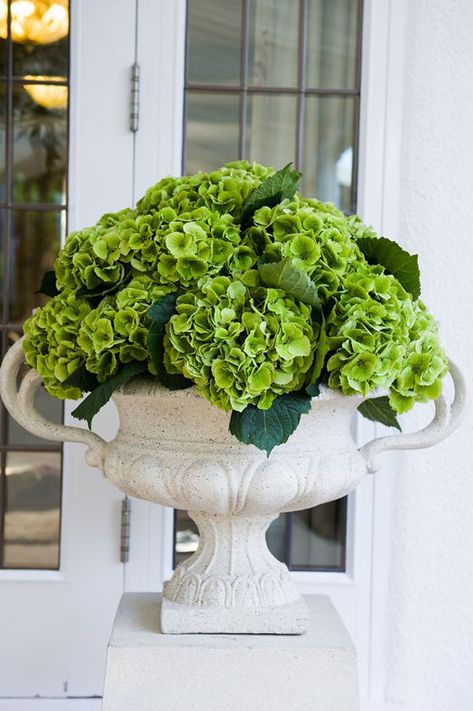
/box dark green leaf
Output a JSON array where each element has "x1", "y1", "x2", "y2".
[
  {"x1": 258, "y1": 259, "x2": 321, "y2": 311},
  {"x1": 357, "y1": 237, "x2": 420, "y2": 299},
  {"x1": 305, "y1": 382, "x2": 320, "y2": 398},
  {"x1": 308, "y1": 318, "x2": 329, "y2": 387},
  {"x1": 71, "y1": 362, "x2": 147, "y2": 429},
  {"x1": 358, "y1": 395, "x2": 401, "y2": 431},
  {"x1": 64, "y1": 364, "x2": 100, "y2": 392},
  {"x1": 147, "y1": 293, "x2": 193, "y2": 391},
  {"x1": 77, "y1": 279, "x2": 125, "y2": 301},
  {"x1": 148, "y1": 292, "x2": 179, "y2": 327},
  {"x1": 240, "y1": 163, "x2": 302, "y2": 227},
  {"x1": 229, "y1": 391, "x2": 312, "y2": 455},
  {"x1": 36, "y1": 271, "x2": 59, "y2": 297}
]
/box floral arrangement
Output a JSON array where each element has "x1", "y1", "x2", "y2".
[{"x1": 24, "y1": 162, "x2": 447, "y2": 453}]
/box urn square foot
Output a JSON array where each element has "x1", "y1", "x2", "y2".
[{"x1": 160, "y1": 590, "x2": 309, "y2": 634}]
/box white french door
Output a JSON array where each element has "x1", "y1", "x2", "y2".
[
  {"x1": 0, "y1": 0, "x2": 138, "y2": 699},
  {"x1": 0, "y1": 0, "x2": 406, "y2": 708},
  {"x1": 130, "y1": 0, "x2": 405, "y2": 707}
]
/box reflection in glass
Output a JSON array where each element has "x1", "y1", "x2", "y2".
[
  {"x1": 306, "y1": 0, "x2": 360, "y2": 89},
  {"x1": 13, "y1": 83, "x2": 67, "y2": 204},
  {"x1": 0, "y1": 83, "x2": 5, "y2": 201},
  {"x1": 3, "y1": 450, "x2": 62, "y2": 569},
  {"x1": 0, "y1": 210, "x2": 4, "y2": 316},
  {"x1": 245, "y1": 94, "x2": 296, "y2": 168},
  {"x1": 187, "y1": 0, "x2": 241, "y2": 85},
  {"x1": 174, "y1": 510, "x2": 199, "y2": 568},
  {"x1": 8, "y1": 384, "x2": 62, "y2": 445},
  {"x1": 174, "y1": 501, "x2": 346, "y2": 571},
  {"x1": 6, "y1": 0, "x2": 69, "y2": 78},
  {"x1": 0, "y1": 22, "x2": 4, "y2": 79},
  {"x1": 9, "y1": 209, "x2": 64, "y2": 323},
  {"x1": 303, "y1": 96, "x2": 354, "y2": 211},
  {"x1": 185, "y1": 92, "x2": 239, "y2": 174},
  {"x1": 23, "y1": 76, "x2": 67, "y2": 110},
  {"x1": 248, "y1": 0, "x2": 298, "y2": 87},
  {"x1": 289, "y1": 501, "x2": 346, "y2": 570}
]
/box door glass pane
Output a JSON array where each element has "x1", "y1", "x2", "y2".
[
  {"x1": 1, "y1": 0, "x2": 69, "y2": 571},
  {"x1": 247, "y1": 0, "x2": 299, "y2": 87},
  {"x1": 174, "y1": 502, "x2": 346, "y2": 571},
  {"x1": 187, "y1": 0, "x2": 241, "y2": 85},
  {"x1": 185, "y1": 91, "x2": 240, "y2": 174},
  {"x1": 0, "y1": 15, "x2": 6, "y2": 78},
  {"x1": 303, "y1": 96, "x2": 355, "y2": 210},
  {"x1": 0, "y1": 83, "x2": 5, "y2": 201},
  {"x1": 13, "y1": 82, "x2": 68, "y2": 204},
  {"x1": 12, "y1": 0, "x2": 69, "y2": 78},
  {"x1": 8, "y1": 385, "x2": 63, "y2": 446},
  {"x1": 306, "y1": 0, "x2": 360, "y2": 89},
  {"x1": 174, "y1": 510, "x2": 199, "y2": 568},
  {"x1": 289, "y1": 501, "x2": 346, "y2": 570},
  {"x1": 3, "y1": 450, "x2": 62, "y2": 569},
  {"x1": 9, "y1": 209, "x2": 64, "y2": 323},
  {"x1": 245, "y1": 94, "x2": 296, "y2": 168}
]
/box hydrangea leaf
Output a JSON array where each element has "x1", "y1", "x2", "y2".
[
  {"x1": 240, "y1": 163, "x2": 302, "y2": 227},
  {"x1": 309, "y1": 319, "x2": 329, "y2": 384},
  {"x1": 358, "y1": 395, "x2": 401, "y2": 431},
  {"x1": 305, "y1": 382, "x2": 320, "y2": 398},
  {"x1": 71, "y1": 361, "x2": 147, "y2": 429},
  {"x1": 305, "y1": 319, "x2": 329, "y2": 398},
  {"x1": 76, "y1": 275, "x2": 128, "y2": 301},
  {"x1": 258, "y1": 259, "x2": 321, "y2": 311},
  {"x1": 357, "y1": 237, "x2": 420, "y2": 299},
  {"x1": 64, "y1": 364, "x2": 99, "y2": 393},
  {"x1": 36, "y1": 270, "x2": 59, "y2": 297},
  {"x1": 229, "y1": 391, "x2": 312, "y2": 455},
  {"x1": 147, "y1": 294, "x2": 193, "y2": 391}
]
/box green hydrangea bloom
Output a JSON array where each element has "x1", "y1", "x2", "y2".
[
  {"x1": 22, "y1": 161, "x2": 448, "y2": 421},
  {"x1": 243, "y1": 195, "x2": 362, "y2": 300},
  {"x1": 324, "y1": 262, "x2": 416, "y2": 396},
  {"x1": 23, "y1": 293, "x2": 92, "y2": 399},
  {"x1": 77, "y1": 276, "x2": 173, "y2": 381},
  {"x1": 164, "y1": 276, "x2": 317, "y2": 412},
  {"x1": 54, "y1": 162, "x2": 272, "y2": 295},
  {"x1": 389, "y1": 303, "x2": 448, "y2": 413}
]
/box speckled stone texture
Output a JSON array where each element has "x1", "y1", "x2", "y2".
[
  {"x1": 0, "y1": 337, "x2": 465, "y2": 636},
  {"x1": 101, "y1": 593, "x2": 360, "y2": 711}
]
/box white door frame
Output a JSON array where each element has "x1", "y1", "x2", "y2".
[
  {"x1": 0, "y1": 0, "x2": 138, "y2": 698},
  {"x1": 129, "y1": 0, "x2": 408, "y2": 706}
]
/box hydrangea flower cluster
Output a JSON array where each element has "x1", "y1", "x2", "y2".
[
  {"x1": 23, "y1": 160, "x2": 447, "y2": 439},
  {"x1": 164, "y1": 276, "x2": 317, "y2": 412}
]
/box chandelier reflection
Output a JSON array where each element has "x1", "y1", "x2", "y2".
[
  {"x1": 0, "y1": 0, "x2": 68, "y2": 44},
  {"x1": 23, "y1": 75, "x2": 67, "y2": 109}
]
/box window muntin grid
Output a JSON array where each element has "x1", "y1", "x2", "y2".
[
  {"x1": 0, "y1": 0, "x2": 70, "y2": 570},
  {"x1": 175, "y1": 0, "x2": 363, "y2": 572},
  {"x1": 183, "y1": 0, "x2": 363, "y2": 213}
]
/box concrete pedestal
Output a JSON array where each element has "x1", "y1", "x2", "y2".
[{"x1": 102, "y1": 593, "x2": 359, "y2": 711}]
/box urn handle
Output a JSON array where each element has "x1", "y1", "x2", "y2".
[
  {"x1": 0, "y1": 337, "x2": 106, "y2": 469},
  {"x1": 359, "y1": 360, "x2": 467, "y2": 473}
]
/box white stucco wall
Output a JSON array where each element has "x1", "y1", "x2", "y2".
[{"x1": 384, "y1": 1, "x2": 473, "y2": 709}]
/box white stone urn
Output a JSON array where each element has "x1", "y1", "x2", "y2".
[{"x1": 0, "y1": 337, "x2": 466, "y2": 634}]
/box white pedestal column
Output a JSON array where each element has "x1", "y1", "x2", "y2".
[{"x1": 102, "y1": 593, "x2": 359, "y2": 711}]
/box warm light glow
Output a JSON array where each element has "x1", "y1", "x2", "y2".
[
  {"x1": 23, "y1": 75, "x2": 67, "y2": 109},
  {"x1": 0, "y1": 0, "x2": 68, "y2": 44}
]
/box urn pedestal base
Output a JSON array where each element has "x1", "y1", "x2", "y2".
[
  {"x1": 102, "y1": 592, "x2": 360, "y2": 711},
  {"x1": 160, "y1": 589, "x2": 308, "y2": 634}
]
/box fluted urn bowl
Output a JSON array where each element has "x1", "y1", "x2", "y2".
[{"x1": 0, "y1": 337, "x2": 466, "y2": 634}]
